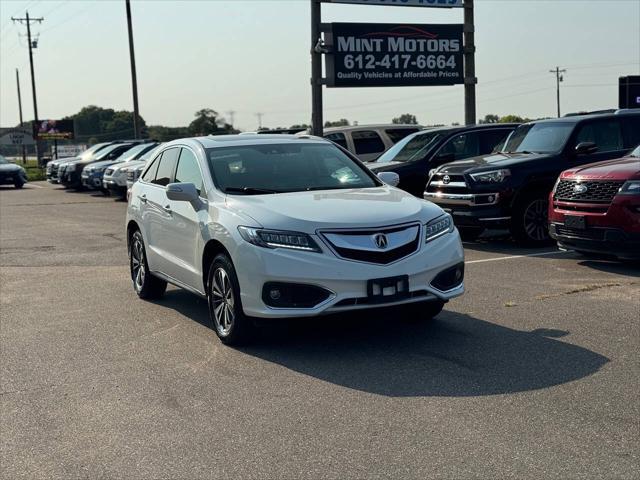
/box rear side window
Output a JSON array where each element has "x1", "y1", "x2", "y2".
[
  {"x1": 352, "y1": 130, "x2": 385, "y2": 155},
  {"x1": 151, "y1": 148, "x2": 180, "y2": 186},
  {"x1": 481, "y1": 129, "x2": 512, "y2": 153},
  {"x1": 385, "y1": 128, "x2": 420, "y2": 144},
  {"x1": 575, "y1": 120, "x2": 624, "y2": 152},
  {"x1": 175, "y1": 148, "x2": 205, "y2": 195},
  {"x1": 324, "y1": 132, "x2": 348, "y2": 150},
  {"x1": 141, "y1": 154, "x2": 161, "y2": 182}
]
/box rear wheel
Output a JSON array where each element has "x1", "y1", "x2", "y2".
[
  {"x1": 207, "y1": 254, "x2": 253, "y2": 345},
  {"x1": 511, "y1": 192, "x2": 552, "y2": 246},
  {"x1": 129, "y1": 230, "x2": 167, "y2": 299}
]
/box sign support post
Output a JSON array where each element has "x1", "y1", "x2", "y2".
[
  {"x1": 463, "y1": 0, "x2": 476, "y2": 125},
  {"x1": 310, "y1": 0, "x2": 324, "y2": 136}
]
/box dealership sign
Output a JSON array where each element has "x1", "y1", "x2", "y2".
[
  {"x1": 0, "y1": 129, "x2": 35, "y2": 146},
  {"x1": 325, "y1": 23, "x2": 464, "y2": 87},
  {"x1": 325, "y1": 0, "x2": 463, "y2": 7},
  {"x1": 33, "y1": 119, "x2": 75, "y2": 140}
]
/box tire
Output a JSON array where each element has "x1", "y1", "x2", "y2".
[
  {"x1": 207, "y1": 254, "x2": 253, "y2": 345},
  {"x1": 129, "y1": 230, "x2": 167, "y2": 299},
  {"x1": 458, "y1": 226, "x2": 484, "y2": 242},
  {"x1": 510, "y1": 191, "x2": 552, "y2": 246},
  {"x1": 402, "y1": 300, "x2": 446, "y2": 321},
  {"x1": 14, "y1": 181, "x2": 24, "y2": 189}
]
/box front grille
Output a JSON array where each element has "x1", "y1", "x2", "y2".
[
  {"x1": 426, "y1": 173, "x2": 470, "y2": 194},
  {"x1": 554, "y1": 180, "x2": 623, "y2": 203},
  {"x1": 555, "y1": 226, "x2": 605, "y2": 241},
  {"x1": 333, "y1": 290, "x2": 430, "y2": 307},
  {"x1": 321, "y1": 224, "x2": 421, "y2": 265}
]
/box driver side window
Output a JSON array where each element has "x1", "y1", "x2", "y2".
[
  {"x1": 575, "y1": 120, "x2": 623, "y2": 152},
  {"x1": 437, "y1": 133, "x2": 480, "y2": 160}
]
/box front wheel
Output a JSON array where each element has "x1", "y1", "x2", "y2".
[
  {"x1": 207, "y1": 254, "x2": 253, "y2": 345},
  {"x1": 14, "y1": 181, "x2": 24, "y2": 189},
  {"x1": 129, "y1": 230, "x2": 167, "y2": 299},
  {"x1": 511, "y1": 192, "x2": 552, "y2": 246}
]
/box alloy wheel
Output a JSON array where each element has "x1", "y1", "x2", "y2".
[
  {"x1": 211, "y1": 267, "x2": 235, "y2": 335},
  {"x1": 523, "y1": 199, "x2": 549, "y2": 242},
  {"x1": 131, "y1": 236, "x2": 146, "y2": 291}
]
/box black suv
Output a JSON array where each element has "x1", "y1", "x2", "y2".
[
  {"x1": 369, "y1": 124, "x2": 518, "y2": 197},
  {"x1": 424, "y1": 111, "x2": 640, "y2": 244}
]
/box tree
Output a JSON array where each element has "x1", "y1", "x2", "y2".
[
  {"x1": 479, "y1": 114, "x2": 500, "y2": 124},
  {"x1": 324, "y1": 119, "x2": 350, "y2": 127},
  {"x1": 392, "y1": 113, "x2": 418, "y2": 125},
  {"x1": 500, "y1": 114, "x2": 531, "y2": 124},
  {"x1": 188, "y1": 108, "x2": 235, "y2": 136},
  {"x1": 64, "y1": 105, "x2": 147, "y2": 142}
]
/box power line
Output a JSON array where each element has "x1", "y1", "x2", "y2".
[{"x1": 549, "y1": 67, "x2": 567, "y2": 118}]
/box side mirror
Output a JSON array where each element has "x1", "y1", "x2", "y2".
[
  {"x1": 166, "y1": 182, "x2": 203, "y2": 210},
  {"x1": 575, "y1": 142, "x2": 598, "y2": 155},
  {"x1": 378, "y1": 171, "x2": 400, "y2": 187}
]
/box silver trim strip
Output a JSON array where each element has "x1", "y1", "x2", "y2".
[
  {"x1": 429, "y1": 181, "x2": 467, "y2": 188},
  {"x1": 424, "y1": 192, "x2": 500, "y2": 206},
  {"x1": 479, "y1": 216, "x2": 511, "y2": 221}
]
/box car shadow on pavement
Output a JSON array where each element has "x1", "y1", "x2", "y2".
[
  {"x1": 156, "y1": 290, "x2": 609, "y2": 398},
  {"x1": 578, "y1": 259, "x2": 640, "y2": 278}
]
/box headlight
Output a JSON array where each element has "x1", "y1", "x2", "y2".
[
  {"x1": 470, "y1": 169, "x2": 511, "y2": 183},
  {"x1": 428, "y1": 168, "x2": 437, "y2": 178},
  {"x1": 238, "y1": 226, "x2": 322, "y2": 252},
  {"x1": 425, "y1": 213, "x2": 454, "y2": 242},
  {"x1": 619, "y1": 180, "x2": 640, "y2": 195}
]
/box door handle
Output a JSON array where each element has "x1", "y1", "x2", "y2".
[{"x1": 139, "y1": 194, "x2": 147, "y2": 203}]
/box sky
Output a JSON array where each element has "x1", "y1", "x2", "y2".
[{"x1": 1, "y1": 0, "x2": 639, "y2": 132}]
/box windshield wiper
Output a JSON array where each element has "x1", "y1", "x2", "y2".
[{"x1": 224, "y1": 187, "x2": 282, "y2": 195}]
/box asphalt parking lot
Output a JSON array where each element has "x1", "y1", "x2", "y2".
[{"x1": 1, "y1": 182, "x2": 638, "y2": 479}]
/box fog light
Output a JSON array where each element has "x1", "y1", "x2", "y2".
[
  {"x1": 269, "y1": 288, "x2": 281, "y2": 300},
  {"x1": 488, "y1": 195, "x2": 495, "y2": 203}
]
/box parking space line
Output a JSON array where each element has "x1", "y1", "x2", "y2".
[{"x1": 466, "y1": 250, "x2": 568, "y2": 264}]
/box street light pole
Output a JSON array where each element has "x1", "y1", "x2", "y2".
[
  {"x1": 310, "y1": 0, "x2": 323, "y2": 136},
  {"x1": 125, "y1": 0, "x2": 141, "y2": 139}
]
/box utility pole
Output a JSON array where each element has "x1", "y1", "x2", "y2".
[
  {"x1": 310, "y1": 0, "x2": 323, "y2": 136},
  {"x1": 12, "y1": 11, "x2": 43, "y2": 162},
  {"x1": 550, "y1": 66, "x2": 566, "y2": 118},
  {"x1": 15, "y1": 69, "x2": 26, "y2": 164},
  {"x1": 255, "y1": 113, "x2": 264, "y2": 130},
  {"x1": 463, "y1": 0, "x2": 476, "y2": 125},
  {"x1": 125, "y1": 0, "x2": 141, "y2": 138},
  {"x1": 226, "y1": 110, "x2": 236, "y2": 127}
]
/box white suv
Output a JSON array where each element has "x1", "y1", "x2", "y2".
[{"x1": 126, "y1": 135, "x2": 464, "y2": 344}]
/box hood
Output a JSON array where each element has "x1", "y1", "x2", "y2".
[
  {"x1": 561, "y1": 156, "x2": 640, "y2": 181},
  {"x1": 88, "y1": 159, "x2": 121, "y2": 170},
  {"x1": 114, "y1": 160, "x2": 144, "y2": 172},
  {"x1": 0, "y1": 163, "x2": 24, "y2": 173},
  {"x1": 368, "y1": 161, "x2": 406, "y2": 172},
  {"x1": 225, "y1": 186, "x2": 443, "y2": 233},
  {"x1": 436, "y1": 152, "x2": 552, "y2": 174},
  {"x1": 49, "y1": 156, "x2": 78, "y2": 167}
]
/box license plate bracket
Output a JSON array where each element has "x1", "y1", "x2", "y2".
[
  {"x1": 565, "y1": 215, "x2": 586, "y2": 230},
  {"x1": 367, "y1": 275, "x2": 409, "y2": 303}
]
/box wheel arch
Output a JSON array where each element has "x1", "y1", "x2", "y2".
[
  {"x1": 510, "y1": 177, "x2": 555, "y2": 209},
  {"x1": 126, "y1": 220, "x2": 140, "y2": 249},
  {"x1": 202, "y1": 239, "x2": 232, "y2": 292}
]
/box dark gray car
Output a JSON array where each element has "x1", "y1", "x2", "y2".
[{"x1": 0, "y1": 156, "x2": 28, "y2": 188}]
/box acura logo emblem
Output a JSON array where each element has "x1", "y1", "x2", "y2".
[
  {"x1": 442, "y1": 175, "x2": 451, "y2": 184},
  {"x1": 373, "y1": 233, "x2": 388, "y2": 249},
  {"x1": 573, "y1": 184, "x2": 588, "y2": 194}
]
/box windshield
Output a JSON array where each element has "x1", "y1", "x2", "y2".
[
  {"x1": 629, "y1": 145, "x2": 640, "y2": 157},
  {"x1": 207, "y1": 143, "x2": 379, "y2": 194},
  {"x1": 139, "y1": 143, "x2": 163, "y2": 162},
  {"x1": 79, "y1": 143, "x2": 107, "y2": 161},
  {"x1": 94, "y1": 144, "x2": 129, "y2": 161},
  {"x1": 117, "y1": 143, "x2": 155, "y2": 162},
  {"x1": 375, "y1": 130, "x2": 443, "y2": 164},
  {"x1": 503, "y1": 123, "x2": 574, "y2": 154}
]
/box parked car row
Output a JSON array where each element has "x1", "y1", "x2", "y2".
[{"x1": 46, "y1": 140, "x2": 162, "y2": 198}]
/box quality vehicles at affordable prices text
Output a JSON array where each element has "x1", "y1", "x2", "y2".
[
  {"x1": 126, "y1": 135, "x2": 464, "y2": 345},
  {"x1": 424, "y1": 111, "x2": 640, "y2": 244},
  {"x1": 549, "y1": 144, "x2": 640, "y2": 260}
]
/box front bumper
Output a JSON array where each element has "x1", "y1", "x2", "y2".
[
  {"x1": 81, "y1": 172, "x2": 104, "y2": 189},
  {"x1": 549, "y1": 195, "x2": 640, "y2": 260},
  {"x1": 234, "y1": 229, "x2": 465, "y2": 318},
  {"x1": 424, "y1": 191, "x2": 511, "y2": 228}
]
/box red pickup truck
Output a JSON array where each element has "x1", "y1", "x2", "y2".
[{"x1": 549, "y1": 145, "x2": 640, "y2": 260}]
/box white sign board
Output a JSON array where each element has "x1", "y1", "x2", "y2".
[
  {"x1": 55, "y1": 144, "x2": 86, "y2": 159},
  {"x1": 326, "y1": 0, "x2": 463, "y2": 7},
  {"x1": 0, "y1": 130, "x2": 35, "y2": 146}
]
